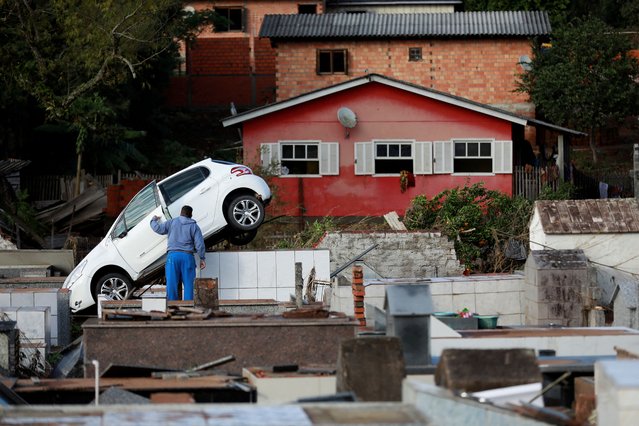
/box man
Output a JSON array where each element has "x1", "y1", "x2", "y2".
[{"x1": 150, "y1": 205, "x2": 206, "y2": 301}]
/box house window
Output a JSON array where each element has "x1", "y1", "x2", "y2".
[
  {"x1": 317, "y1": 49, "x2": 348, "y2": 74},
  {"x1": 261, "y1": 142, "x2": 339, "y2": 176},
  {"x1": 298, "y1": 4, "x2": 317, "y2": 14},
  {"x1": 214, "y1": 7, "x2": 244, "y2": 32},
  {"x1": 454, "y1": 140, "x2": 492, "y2": 173},
  {"x1": 375, "y1": 142, "x2": 413, "y2": 174},
  {"x1": 409, "y1": 48, "x2": 422, "y2": 62},
  {"x1": 281, "y1": 143, "x2": 320, "y2": 175}
]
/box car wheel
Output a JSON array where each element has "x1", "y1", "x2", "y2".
[
  {"x1": 226, "y1": 194, "x2": 264, "y2": 231},
  {"x1": 94, "y1": 273, "x2": 133, "y2": 302},
  {"x1": 228, "y1": 229, "x2": 258, "y2": 246}
]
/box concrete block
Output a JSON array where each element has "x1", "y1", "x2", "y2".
[
  {"x1": 435, "y1": 348, "x2": 541, "y2": 392},
  {"x1": 0, "y1": 293, "x2": 11, "y2": 308},
  {"x1": 452, "y1": 281, "x2": 475, "y2": 295},
  {"x1": 16, "y1": 306, "x2": 50, "y2": 347},
  {"x1": 35, "y1": 290, "x2": 59, "y2": 316},
  {"x1": 476, "y1": 291, "x2": 521, "y2": 315},
  {"x1": 429, "y1": 281, "x2": 452, "y2": 295},
  {"x1": 596, "y1": 360, "x2": 639, "y2": 426},
  {"x1": 11, "y1": 291, "x2": 34, "y2": 308},
  {"x1": 0, "y1": 321, "x2": 19, "y2": 376},
  {"x1": 0, "y1": 307, "x2": 18, "y2": 322},
  {"x1": 451, "y1": 294, "x2": 475, "y2": 313},
  {"x1": 431, "y1": 294, "x2": 453, "y2": 312},
  {"x1": 336, "y1": 336, "x2": 405, "y2": 401}
]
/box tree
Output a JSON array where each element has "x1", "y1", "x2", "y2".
[
  {"x1": 517, "y1": 18, "x2": 639, "y2": 163},
  {"x1": 0, "y1": 1, "x2": 215, "y2": 193},
  {"x1": 463, "y1": 0, "x2": 571, "y2": 27}
]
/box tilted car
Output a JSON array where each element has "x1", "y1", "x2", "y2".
[{"x1": 63, "y1": 158, "x2": 271, "y2": 312}]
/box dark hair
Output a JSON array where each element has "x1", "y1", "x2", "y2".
[{"x1": 181, "y1": 205, "x2": 193, "y2": 218}]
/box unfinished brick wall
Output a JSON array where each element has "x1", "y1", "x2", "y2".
[
  {"x1": 169, "y1": 0, "x2": 325, "y2": 107},
  {"x1": 275, "y1": 39, "x2": 534, "y2": 114}
]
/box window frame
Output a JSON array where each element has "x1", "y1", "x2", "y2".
[
  {"x1": 214, "y1": 7, "x2": 245, "y2": 32},
  {"x1": 159, "y1": 166, "x2": 210, "y2": 205},
  {"x1": 280, "y1": 141, "x2": 321, "y2": 176},
  {"x1": 408, "y1": 47, "x2": 423, "y2": 62},
  {"x1": 298, "y1": 4, "x2": 317, "y2": 14},
  {"x1": 452, "y1": 139, "x2": 494, "y2": 174},
  {"x1": 373, "y1": 140, "x2": 414, "y2": 175},
  {"x1": 316, "y1": 49, "x2": 348, "y2": 75}
]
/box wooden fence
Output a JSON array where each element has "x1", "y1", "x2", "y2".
[
  {"x1": 512, "y1": 166, "x2": 559, "y2": 200},
  {"x1": 21, "y1": 173, "x2": 166, "y2": 203}
]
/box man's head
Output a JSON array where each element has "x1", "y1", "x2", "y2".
[{"x1": 181, "y1": 205, "x2": 193, "y2": 218}]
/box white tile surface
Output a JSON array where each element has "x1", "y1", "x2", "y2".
[
  {"x1": 0, "y1": 293, "x2": 11, "y2": 308},
  {"x1": 238, "y1": 252, "x2": 258, "y2": 289},
  {"x1": 257, "y1": 287, "x2": 278, "y2": 300},
  {"x1": 11, "y1": 292, "x2": 34, "y2": 307},
  {"x1": 239, "y1": 288, "x2": 258, "y2": 299},
  {"x1": 219, "y1": 289, "x2": 239, "y2": 300},
  {"x1": 257, "y1": 251, "x2": 277, "y2": 288},
  {"x1": 275, "y1": 251, "x2": 295, "y2": 288},
  {"x1": 277, "y1": 287, "x2": 295, "y2": 302},
  {"x1": 219, "y1": 252, "x2": 239, "y2": 289}
]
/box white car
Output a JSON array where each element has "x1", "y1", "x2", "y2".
[{"x1": 63, "y1": 158, "x2": 271, "y2": 312}]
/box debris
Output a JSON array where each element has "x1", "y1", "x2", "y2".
[
  {"x1": 383, "y1": 211, "x2": 407, "y2": 231},
  {"x1": 187, "y1": 355, "x2": 236, "y2": 373},
  {"x1": 282, "y1": 307, "x2": 330, "y2": 319},
  {"x1": 94, "y1": 386, "x2": 150, "y2": 405}
]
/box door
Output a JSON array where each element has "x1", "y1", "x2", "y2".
[{"x1": 111, "y1": 182, "x2": 168, "y2": 275}]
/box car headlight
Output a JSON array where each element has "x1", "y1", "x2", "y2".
[{"x1": 64, "y1": 259, "x2": 88, "y2": 289}]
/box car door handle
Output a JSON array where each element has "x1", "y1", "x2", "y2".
[{"x1": 200, "y1": 186, "x2": 211, "y2": 194}]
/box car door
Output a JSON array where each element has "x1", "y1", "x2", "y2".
[
  {"x1": 111, "y1": 181, "x2": 169, "y2": 275},
  {"x1": 158, "y1": 166, "x2": 219, "y2": 237}
]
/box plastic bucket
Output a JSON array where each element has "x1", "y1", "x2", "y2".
[{"x1": 475, "y1": 315, "x2": 499, "y2": 329}]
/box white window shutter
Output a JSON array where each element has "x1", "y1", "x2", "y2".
[
  {"x1": 413, "y1": 142, "x2": 433, "y2": 175},
  {"x1": 260, "y1": 143, "x2": 280, "y2": 175},
  {"x1": 493, "y1": 140, "x2": 513, "y2": 173},
  {"x1": 433, "y1": 141, "x2": 453, "y2": 174},
  {"x1": 320, "y1": 142, "x2": 339, "y2": 175},
  {"x1": 354, "y1": 142, "x2": 374, "y2": 175}
]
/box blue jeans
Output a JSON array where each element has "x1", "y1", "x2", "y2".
[{"x1": 166, "y1": 251, "x2": 195, "y2": 301}]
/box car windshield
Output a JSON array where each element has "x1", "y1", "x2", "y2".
[{"x1": 112, "y1": 183, "x2": 159, "y2": 237}]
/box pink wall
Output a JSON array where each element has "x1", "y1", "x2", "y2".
[{"x1": 242, "y1": 83, "x2": 513, "y2": 217}]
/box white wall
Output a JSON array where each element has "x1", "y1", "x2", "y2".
[
  {"x1": 331, "y1": 274, "x2": 525, "y2": 326},
  {"x1": 201, "y1": 249, "x2": 330, "y2": 301},
  {"x1": 529, "y1": 209, "x2": 639, "y2": 274}
]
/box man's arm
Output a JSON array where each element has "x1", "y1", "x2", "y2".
[
  {"x1": 150, "y1": 216, "x2": 170, "y2": 235},
  {"x1": 193, "y1": 225, "x2": 206, "y2": 269}
]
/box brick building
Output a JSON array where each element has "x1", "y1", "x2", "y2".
[
  {"x1": 260, "y1": 11, "x2": 550, "y2": 116},
  {"x1": 166, "y1": 0, "x2": 324, "y2": 109},
  {"x1": 165, "y1": 0, "x2": 462, "y2": 109}
]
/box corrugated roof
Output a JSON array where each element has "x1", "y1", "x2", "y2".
[
  {"x1": 260, "y1": 11, "x2": 551, "y2": 39},
  {"x1": 327, "y1": 0, "x2": 462, "y2": 5},
  {"x1": 535, "y1": 199, "x2": 639, "y2": 234},
  {"x1": 0, "y1": 159, "x2": 31, "y2": 176}
]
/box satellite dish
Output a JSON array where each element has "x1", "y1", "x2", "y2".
[{"x1": 337, "y1": 107, "x2": 357, "y2": 138}]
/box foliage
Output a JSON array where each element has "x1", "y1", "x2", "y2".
[
  {"x1": 274, "y1": 217, "x2": 336, "y2": 249},
  {"x1": 464, "y1": 0, "x2": 571, "y2": 27},
  {"x1": 517, "y1": 18, "x2": 639, "y2": 163},
  {"x1": 0, "y1": 0, "x2": 219, "y2": 175},
  {"x1": 537, "y1": 181, "x2": 575, "y2": 200},
  {"x1": 404, "y1": 183, "x2": 533, "y2": 272}
]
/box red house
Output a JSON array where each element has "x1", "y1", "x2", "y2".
[{"x1": 222, "y1": 74, "x2": 580, "y2": 218}]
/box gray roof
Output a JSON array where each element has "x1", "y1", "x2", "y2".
[
  {"x1": 327, "y1": 0, "x2": 462, "y2": 6},
  {"x1": 260, "y1": 11, "x2": 551, "y2": 39},
  {"x1": 535, "y1": 199, "x2": 639, "y2": 234}
]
